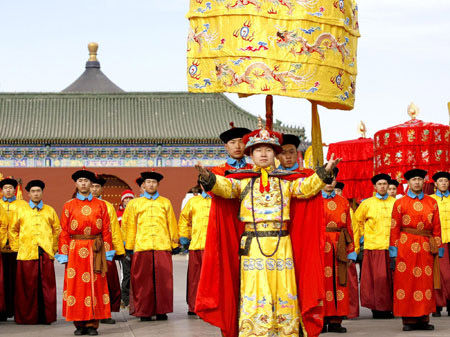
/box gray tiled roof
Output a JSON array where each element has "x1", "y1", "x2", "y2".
[{"x1": 0, "y1": 92, "x2": 305, "y2": 145}]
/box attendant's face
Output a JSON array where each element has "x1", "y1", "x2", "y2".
[
  {"x1": 144, "y1": 179, "x2": 159, "y2": 194},
  {"x1": 2, "y1": 185, "x2": 15, "y2": 198},
  {"x1": 75, "y1": 178, "x2": 92, "y2": 194},
  {"x1": 250, "y1": 145, "x2": 275, "y2": 168},
  {"x1": 28, "y1": 187, "x2": 43, "y2": 203},
  {"x1": 388, "y1": 185, "x2": 398, "y2": 197},
  {"x1": 140, "y1": 183, "x2": 145, "y2": 195},
  {"x1": 408, "y1": 177, "x2": 424, "y2": 194},
  {"x1": 374, "y1": 179, "x2": 389, "y2": 196},
  {"x1": 225, "y1": 138, "x2": 245, "y2": 159},
  {"x1": 334, "y1": 188, "x2": 342, "y2": 196},
  {"x1": 90, "y1": 183, "x2": 103, "y2": 198},
  {"x1": 277, "y1": 144, "x2": 298, "y2": 169},
  {"x1": 435, "y1": 177, "x2": 449, "y2": 193},
  {"x1": 323, "y1": 179, "x2": 337, "y2": 193},
  {"x1": 122, "y1": 197, "x2": 133, "y2": 208}
]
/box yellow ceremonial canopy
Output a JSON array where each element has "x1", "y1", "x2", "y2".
[{"x1": 187, "y1": 0, "x2": 360, "y2": 164}]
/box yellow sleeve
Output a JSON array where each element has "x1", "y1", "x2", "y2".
[
  {"x1": 291, "y1": 173, "x2": 326, "y2": 199},
  {"x1": 0, "y1": 205, "x2": 8, "y2": 250},
  {"x1": 349, "y1": 208, "x2": 360, "y2": 254},
  {"x1": 354, "y1": 201, "x2": 367, "y2": 240},
  {"x1": 178, "y1": 199, "x2": 193, "y2": 240},
  {"x1": 8, "y1": 208, "x2": 20, "y2": 252},
  {"x1": 166, "y1": 200, "x2": 180, "y2": 249},
  {"x1": 51, "y1": 208, "x2": 61, "y2": 254},
  {"x1": 108, "y1": 203, "x2": 125, "y2": 255},
  {"x1": 124, "y1": 201, "x2": 137, "y2": 251},
  {"x1": 211, "y1": 175, "x2": 241, "y2": 199}
]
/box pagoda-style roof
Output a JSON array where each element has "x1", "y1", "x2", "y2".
[
  {"x1": 0, "y1": 92, "x2": 304, "y2": 145},
  {"x1": 62, "y1": 42, "x2": 124, "y2": 93}
]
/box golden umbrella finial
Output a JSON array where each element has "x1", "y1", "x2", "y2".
[
  {"x1": 257, "y1": 116, "x2": 263, "y2": 129},
  {"x1": 447, "y1": 102, "x2": 450, "y2": 126},
  {"x1": 88, "y1": 42, "x2": 99, "y2": 62},
  {"x1": 407, "y1": 102, "x2": 420, "y2": 120},
  {"x1": 358, "y1": 120, "x2": 367, "y2": 138}
]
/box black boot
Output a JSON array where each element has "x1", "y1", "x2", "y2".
[
  {"x1": 140, "y1": 316, "x2": 152, "y2": 321},
  {"x1": 416, "y1": 323, "x2": 434, "y2": 331},
  {"x1": 156, "y1": 314, "x2": 168, "y2": 320},
  {"x1": 327, "y1": 323, "x2": 347, "y2": 333},
  {"x1": 74, "y1": 328, "x2": 86, "y2": 336},
  {"x1": 100, "y1": 318, "x2": 116, "y2": 324},
  {"x1": 402, "y1": 324, "x2": 414, "y2": 331},
  {"x1": 321, "y1": 323, "x2": 327, "y2": 333},
  {"x1": 86, "y1": 327, "x2": 98, "y2": 336}
]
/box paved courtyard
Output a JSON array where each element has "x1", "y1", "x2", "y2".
[{"x1": 1, "y1": 255, "x2": 450, "y2": 336}]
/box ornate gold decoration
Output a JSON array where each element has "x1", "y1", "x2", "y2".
[
  {"x1": 326, "y1": 291, "x2": 333, "y2": 302},
  {"x1": 70, "y1": 220, "x2": 78, "y2": 230},
  {"x1": 407, "y1": 102, "x2": 420, "y2": 120},
  {"x1": 61, "y1": 244, "x2": 69, "y2": 255},
  {"x1": 67, "y1": 295, "x2": 76, "y2": 307},
  {"x1": 417, "y1": 222, "x2": 424, "y2": 230},
  {"x1": 327, "y1": 221, "x2": 337, "y2": 228},
  {"x1": 82, "y1": 272, "x2": 91, "y2": 283},
  {"x1": 103, "y1": 294, "x2": 110, "y2": 305},
  {"x1": 396, "y1": 289, "x2": 405, "y2": 300},
  {"x1": 391, "y1": 219, "x2": 397, "y2": 229},
  {"x1": 413, "y1": 290, "x2": 423, "y2": 302},
  {"x1": 411, "y1": 242, "x2": 421, "y2": 253},
  {"x1": 424, "y1": 265, "x2": 432, "y2": 276},
  {"x1": 397, "y1": 262, "x2": 406, "y2": 273},
  {"x1": 400, "y1": 233, "x2": 408, "y2": 244},
  {"x1": 358, "y1": 121, "x2": 367, "y2": 138},
  {"x1": 413, "y1": 267, "x2": 422, "y2": 278},
  {"x1": 70, "y1": 240, "x2": 76, "y2": 250},
  {"x1": 88, "y1": 42, "x2": 98, "y2": 62},
  {"x1": 402, "y1": 215, "x2": 411, "y2": 225},
  {"x1": 78, "y1": 247, "x2": 89, "y2": 258},
  {"x1": 67, "y1": 268, "x2": 76, "y2": 279},
  {"x1": 81, "y1": 205, "x2": 92, "y2": 216},
  {"x1": 327, "y1": 201, "x2": 337, "y2": 211},
  {"x1": 324, "y1": 266, "x2": 332, "y2": 278},
  {"x1": 84, "y1": 296, "x2": 92, "y2": 307},
  {"x1": 324, "y1": 242, "x2": 332, "y2": 253},
  {"x1": 336, "y1": 290, "x2": 344, "y2": 301},
  {"x1": 84, "y1": 227, "x2": 92, "y2": 235},
  {"x1": 422, "y1": 241, "x2": 430, "y2": 252},
  {"x1": 413, "y1": 201, "x2": 423, "y2": 212},
  {"x1": 340, "y1": 213, "x2": 347, "y2": 223},
  {"x1": 96, "y1": 218, "x2": 102, "y2": 229},
  {"x1": 425, "y1": 289, "x2": 432, "y2": 300}
]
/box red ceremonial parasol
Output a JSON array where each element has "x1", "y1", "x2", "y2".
[
  {"x1": 327, "y1": 121, "x2": 374, "y2": 200},
  {"x1": 374, "y1": 103, "x2": 450, "y2": 184}
]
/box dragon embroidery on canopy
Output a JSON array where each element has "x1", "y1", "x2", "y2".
[
  {"x1": 187, "y1": 24, "x2": 218, "y2": 52},
  {"x1": 274, "y1": 26, "x2": 350, "y2": 62},
  {"x1": 215, "y1": 62, "x2": 314, "y2": 91}
]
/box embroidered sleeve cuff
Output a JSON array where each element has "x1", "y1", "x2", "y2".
[
  {"x1": 439, "y1": 247, "x2": 445, "y2": 258},
  {"x1": 316, "y1": 165, "x2": 334, "y2": 184},
  {"x1": 347, "y1": 252, "x2": 357, "y2": 261},
  {"x1": 106, "y1": 250, "x2": 116, "y2": 261},
  {"x1": 180, "y1": 237, "x2": 191, "y2": 245},
  {"x1": 199, "y1": 172, "x2": 216, "y2": 192},
  {"x1": 55, "y1": 254, "x2": 68, "y2": 264},
  {"x1": 389, "y1": 246, "x2": 398, "y2": 258}
]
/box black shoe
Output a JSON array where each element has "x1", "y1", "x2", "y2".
[
  {"x1": 432, "y1": 312, "x2": 441, "y2": 317},
  {"x1": 74, "y1": 328, "x2": 86, "y2": 336},
  {"x1": 417, "y1": 323, "x2": 434, "y2": 331},
  {"x1": 321, "y1": 324, "x2": 327, "y2": 333},
  {"x1": 86, "y1": 328, "x2": 98, "y2": 336},
  {"x1": 402, "y1": 324, "x2": 414, "y2": 331},
  {"x1": 327, "y1": 324, "x2": 347, "y2": 333},
  {"x1": 156, "y1": 314, "x2": 168, "y2": 321},
  {"x1": 140, "y1": 316, "x2": 152, "y2": 321},
  {"x1": 187, "y1": 311, "x2": 197, "y2": 316},
  {"x1": 100, "y1": 318, "x2": 116, "y2": 324}
]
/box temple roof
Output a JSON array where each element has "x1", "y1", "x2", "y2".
[
  {"x1": 61, "y1": 43, "x2": 124, "y2": 93},
  {"x1": 0, "y1": 92, "x2": 305, "y2": 145}
]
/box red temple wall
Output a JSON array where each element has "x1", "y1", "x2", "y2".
[{"x1": 2, "y1": 167, "x2": 199, "y2": 218}]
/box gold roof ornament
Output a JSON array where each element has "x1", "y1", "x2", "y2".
[
  {"x1": 407, "y1": 102, "x2": 420, "y2": 120},
  {"x1": 88, "y1": 42, "x2": 99, "y2": 62},
  {"x1": 358, "y1": 120, "x2": 367, "y2": 138}
]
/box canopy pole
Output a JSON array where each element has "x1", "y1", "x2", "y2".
[
  {"x1": 265, "y1": 95, "x2": 273, "y2": 130},
  {"x1": 311, "y1": 102, "x2": 324, "y2": 166}
]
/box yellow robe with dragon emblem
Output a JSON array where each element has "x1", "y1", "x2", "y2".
[{"x1": 211, "y1": 170, "x2": 325, "y2": 337}]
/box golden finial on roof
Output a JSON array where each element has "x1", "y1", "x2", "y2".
[
  {"x1": 257, "y1": 116, "x2": 263, "y2": 129},
  {"x1": 88, "y1": 42, "x2": 99, "y2": 62},
  {"x1": 407, "y1": 102, "x2": 420, "y2": 120},
  {"x1": 358, "y1": 120, "x2": 367, "y2": 138}
]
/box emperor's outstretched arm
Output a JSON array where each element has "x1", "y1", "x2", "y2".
[
  {"x1": 291, "y1": 166, "x2": 334, "y2": 199},
  {"x1": 199, "y1": 173, "x2": 241, "y2": 199}
]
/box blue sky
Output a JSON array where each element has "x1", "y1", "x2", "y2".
[{"x1": 1, "y1": 0, "x2": 449, "y2": 143}]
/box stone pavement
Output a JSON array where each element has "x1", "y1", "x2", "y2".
[{"x1": 1, "y1": 255, "x2": 450, "y2": 336}]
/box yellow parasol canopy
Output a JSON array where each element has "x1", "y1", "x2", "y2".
[{"x1": 187, "y1": 0, "x2": 360, "y2": 164}]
